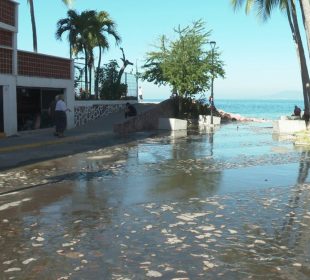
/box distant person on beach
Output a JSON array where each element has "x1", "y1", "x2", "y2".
[
  {"x1": 125, "y1": 102, "x2": 137, "y2": 118},
  {"x1": 138, "y1": 86, "x2": 143, "y2": 101},
  {"x1": 293, "y1": 105, "x2": 301, "y2": 117},
  {"x1": 209, "y1": 96, "x2": 214, "y2": 108}
]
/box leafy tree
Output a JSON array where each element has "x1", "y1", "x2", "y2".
[
  {"x1": 98, "y1": 60, "x2": 127, "y2": 100},
  {"x1": 141, "y1": 35, "x2": 170, "y2": 86},
  {"x1": 142, "y1": 20, "x2": 225, "y2": 97},
  {"x1": 142, "y1": 20, "x2": 225, "y2": 116},
  {"x1": 231, "y1": 0, "x2": 310, "y2": 115}
]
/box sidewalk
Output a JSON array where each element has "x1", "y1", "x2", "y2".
[{"x1": 0, "y1": 103, "x2": 157, "y2": 170}]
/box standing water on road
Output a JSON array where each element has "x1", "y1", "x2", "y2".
[{"x1": 1, "y1": 121, "x2": 310, "y2": 279}]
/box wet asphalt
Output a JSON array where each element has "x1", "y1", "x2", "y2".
[{"x1": 0, "y1": 103, "x2": 156, "y2": 172}]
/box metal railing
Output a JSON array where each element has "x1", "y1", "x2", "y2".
[{"x1": 74, "y1": 62, "x2": 138, "y2": 100}]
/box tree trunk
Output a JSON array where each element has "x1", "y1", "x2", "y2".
[
  {"x1": 84, "y1": 46, "x2": 88, "y2": 93},
  {"x1": 299, "y1": 0, "x2": 310, "y2": 58},
  {"x1": 116, "y1": 66, "x2": 125, "y2": 86},
  {"x1": 89, "y1": 64, "x2": 92, "y2": 96},
  {"x1": 95, "y1": 45, "x2": 102, "y2": 99},
  {"x1": 287, "y1": 1, "x2": 310, "y2": 114},
  {"x1": 29, "y1": 0, "x2": 37, "y2": 52},
  {"x1": 69, "y1": 41, "x2": 72, "y2": 59},
  {"x1": 178, "y1": 97, "x2": 182, "y2": 118}
]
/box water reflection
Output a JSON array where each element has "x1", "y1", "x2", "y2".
[
  {"x1": 297, "y1": 150, "x2": 310, "y2": 184},
  {"x1": 3, "y1": 123, "x2": 310, "y2": 279},
  {"x1": 278, "y1": 149, "x2": 310, "y2": 252}
]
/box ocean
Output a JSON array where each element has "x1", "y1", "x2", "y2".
[{"x1": 144, "y1": 98, "x2": 304, "y2": 120}]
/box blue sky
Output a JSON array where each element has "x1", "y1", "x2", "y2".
[{"x1": 16, "y1": 0, "x2": 302, "y2": 100}]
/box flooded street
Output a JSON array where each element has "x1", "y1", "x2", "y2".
[{"x1": 1, "y1": 122, "x2": 310, "y2": 279}]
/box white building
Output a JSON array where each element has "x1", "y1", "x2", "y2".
[{"x1": 0, "y1": 0, "x2": 74, "y2": 136}]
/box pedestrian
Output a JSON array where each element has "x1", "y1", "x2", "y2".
[
  {"x1": 125, "y1": 102, "x2": 137, "y2": 118},
  {"x1": 209, "y1": 95, "x2": 214, "y2": 107},
  {"x1": 54, "y1": 95, "x2": 71, "y2": 137},
  {"x1": 138, "y1": 86, "x2": 143, "y2": 101}
]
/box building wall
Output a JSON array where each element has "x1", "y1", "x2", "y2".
[
  {"x1": 0, "y1": 0, "x2": 15, "y2": 26},
  {"x1": 18, "y1": 51, "x2": 71, "y2": 79},
  {"x1": 0, "y1": 48, "x2": 13, "y2": 74},
  {"x1": 0, "y1": 0, "x2": 75, "y2": 136},
  {"x1": 0, "y1": 29, "x2": 13, "y2": 47},
  {"x1": 0, "y1": 0, "x2": 18, "y2": 136},
  {"x1": 0, "y1": 75, "x2": 17, "y2": 135}
]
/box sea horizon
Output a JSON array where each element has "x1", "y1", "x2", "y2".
[{"x1": 143, "y1": 98, "x2": 304, "y2": 120}]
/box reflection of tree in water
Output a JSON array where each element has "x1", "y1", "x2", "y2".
[
  {"x1": 276, "y1": 150, "x2": 310, "y2": 251},
  {"x1": 296, "y1": 150, "x2": 310, "y2": 184},
  {"x1": 152, "y1": 128, "x2": 222, "y2": 199},
  {"x1": 197, "y1": 150, "x2": 310, "y2": 279}
]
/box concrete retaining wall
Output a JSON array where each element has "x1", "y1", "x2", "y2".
[
  {"x1": 113, "y1": 99, "x2": 176, "y2": 134},
  {"x1": 273, "y1": 118, "x2": 307, "y2": 134},
  {"x1": 158, "y1": 118, "x2": 187, "y2": 130},
  {"x1": 198, "y1": 115, "x2": 221, "y2": 126},
  {"x1": 74, "y1": 100, "x2": 137, "y2": 127}
]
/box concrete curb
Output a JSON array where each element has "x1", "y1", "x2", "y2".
[{"x1": 0, "y1": 131, "x2": 112, "y2": 153}]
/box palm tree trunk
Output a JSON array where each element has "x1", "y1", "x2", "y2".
[
  {"x1": 299, "y1": 0, "x2": 310, "y2": 58},
  {"x1": 89, "y1": 64, "x2": 92, "y2": 96},
  {"x1": 116, "y1": 65, "x2": 125, "y2": 86},
  {"x1": 287, "y1": 1, "x2": 310, "y2": 114},
  {"x1": 29, "y1": 0, "x2": 38, "y2": 52},
  {"x1": 84, "y1": 46, "x2": 88, "y2": 93},
  {"x1": 95, "y1": 45, "x2": 102, "y2": 99},
  {"x1": 69, "y1": 41, "x2": 72, "y2": 59}
]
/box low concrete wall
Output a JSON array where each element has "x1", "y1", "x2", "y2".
[
  {"x1": 158, "y1": 118, "x2": 187, "y2": 130},
  {"x1": 113, "y1": 99, "x2": 176, "y2": 134},
  {"x1": 74, "y1": 100, "x2": 136, "y2": 127},
  {"x1": 273, "y1": 119, "x2": 307, "y2": 134},
  {"x1": 198, "y1": 115, "x2": 221, "y2": 125}
]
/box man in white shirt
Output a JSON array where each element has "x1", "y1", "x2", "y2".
[
  {"x1": 138, "y1": 86, "x2": 143, "y2": 101},
  {"x1": 54, "y1": 95, "x2": 71, "y2": 137}
]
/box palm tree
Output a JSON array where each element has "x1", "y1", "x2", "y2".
[
  {"x1": 27, "y1": 0, "x2": 37, "y2": 52},
  {"x1": 299, "y1": 0, "x2": 310, "y2": 57},
  {"x1": 56, "y1": 10, "x2": 97, "y2": 92},
  {"x1": 56, "y1": 10, "x2": 121, "y2": 97},
  {"x1": 55, "y1": 9, "x2": 80, "y2": 59},
  {"x1": 93, "y1": 11, "x2": 121, "y2": 98},
  {"x1": 231, "y1": 0, "x2": 310, "y2": 115},
  {"x1": 28, "y1": 0, "x2": 72, "y2": 53}
]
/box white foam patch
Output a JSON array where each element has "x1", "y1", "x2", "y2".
[{"x1": 0, "y1": 198, "x2": 31, "y2": 211}]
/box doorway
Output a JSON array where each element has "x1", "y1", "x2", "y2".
[{"x1": 17, "y1": 87, "x2": 63, "y2": 131}]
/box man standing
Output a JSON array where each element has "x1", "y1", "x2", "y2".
[{"x1": 138, "y1": 86, "x2": 143, "y2": 101}]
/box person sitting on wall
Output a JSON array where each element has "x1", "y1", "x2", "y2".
[
  {"x1": 125, "y1": 102, "x2": 137, "y2": 118},
  {"x1": 293, "y1": 105, "x2": 301, "y2": 117}
]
